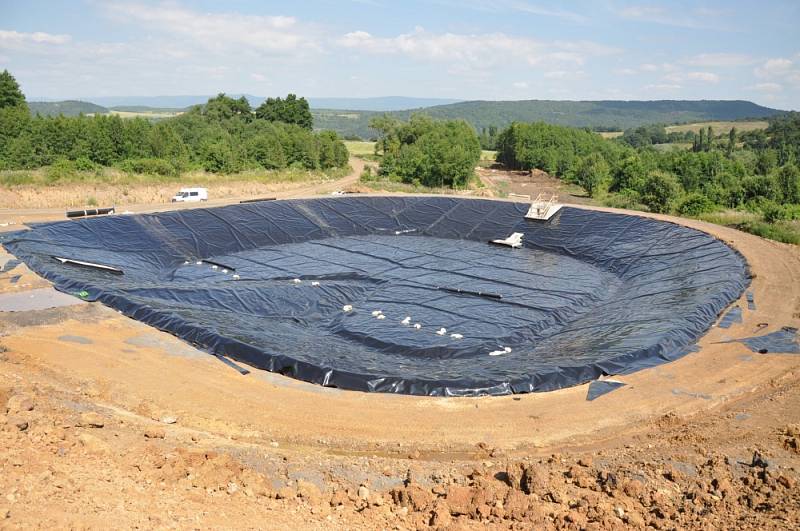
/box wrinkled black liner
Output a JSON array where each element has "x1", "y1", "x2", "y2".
[{"x1": 4, "y1": 197, "x2": 749, "y2": 396}]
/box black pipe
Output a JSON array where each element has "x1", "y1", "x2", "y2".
[
  {"x1": 439, "y1": 286, "x2": 503, "y2": 300},
  {"x1": 201, "y1": 259, "x2": 236, "y2": 271},
  {"x1": 239, "y1": 197, "x2": 276, "y2": 204},
  {"x1": 66, "y1": 207, "x2": 115, "y2": 218}
]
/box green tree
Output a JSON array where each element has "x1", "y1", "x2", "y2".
[
  {"x1": 246, "y1": 134, "x2": 286, "y2": 169},
  {"x1": 777, "y1": 163, "x2": 800, "y2": 204},
  {"x1": 0, "y1": 70, "x2": 27, "y2": 110},
  {"x1": 255, "y1": 94, "x2": 313, "y2": 130},
  {"x1": 755, "y1": 149, "x2": 778, "y2": 175},
  {"x1": 612, "y1": 154, "x2": 647, "y2": 191},
  {"x1": 641, "y1": 170, "x2": 682, "y2": 213},
  {"x1": 727, "y1": 127, "x2": 736, "y2": 156},
  {"x1": 376, "y1": 115, "x2": 480, "y2": 188},
  {"x1": 573, "y1": 152, "x2": 610, "y2": 197}
]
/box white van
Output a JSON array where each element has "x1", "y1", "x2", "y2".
[{"x1": 171, "y1": 187, "x2": 208, "y2": 203}]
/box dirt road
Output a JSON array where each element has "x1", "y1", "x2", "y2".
[{"x1": 1, "y1": 185, "x2": 799, "y2": 529}]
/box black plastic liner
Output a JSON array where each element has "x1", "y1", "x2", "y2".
[
  {"x1": 718, "y1": 306, "x2": 743, "y2": 329},
  {"x1": 4, "y1": 197, "x2": 749, "y2": 396},
  {"x1": 736, "y1": 327, "x2": 799, "y2": 354}
]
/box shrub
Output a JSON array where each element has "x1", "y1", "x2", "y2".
[
  {"x1": 119, "y1": 158, "x2": 178, "y2": 176},
  {"x1": 44, "y1": 158, "x2": 79, "y2": 183},
  {"x1": 736, "y1": 220, "x2": 800, "y2": 244},
  {"x1": 74, "y1": 156, "x2": 100, "y2": 172},
  {"x1": 604, "y1": 189, "x2": 646, "y2": 210},
  {"x1": 360, "y1": 166, "x2": 376, "y2": 181},
  {"x1": 761, "y1": 201, "x2": 790, "y2": 224},
  {"x1": 678, "y1": 192, "x2": 717, "y2": 217},
  {"x1": 641, "y1": 170, "x2": 682, "y2": 214}
]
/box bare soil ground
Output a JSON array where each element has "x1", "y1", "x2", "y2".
[
  {"x1": 477, "y1": 166, "x2": 594, "y2": 205},
  {"x1": 1, "y1": 167, "x2": 799, "y2": 529},
  {"x1": 0, "y1": 158, "x2": 368, "y2": 226}
]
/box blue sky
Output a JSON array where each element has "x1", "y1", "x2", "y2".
[{"x1": 1, "y1": 0, "x2": 799, "y2": 108}]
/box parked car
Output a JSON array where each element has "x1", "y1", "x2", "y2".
[{"x1": 171, "y1": 188, "x2": 208, "y2": 203}]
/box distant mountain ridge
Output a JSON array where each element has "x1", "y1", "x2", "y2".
[
  {"x1": 30, "y1": 95, "x2": 461, "y2": 112},
  {"x1": 313, "y1": 99, "x2": 785, "y2": 139},
  {"x1": 308, "y1": 97, "x2": 462, "y2": 111},
  {"x1": 26, "y1": 98, "x2": 785, "y2": 137},
  {"x1": 28, "y1": 100, "x2": 108, "y2": 116}
]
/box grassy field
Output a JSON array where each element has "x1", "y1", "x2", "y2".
[
  {"x1": 598, "y1": 131, "x2": 624, "y2": 139},
  {"x1": 109, "y1": 110, "x2": 183, "y2": 119},
  {"x1": 346, "y1": 141, "x2": 496, "y2": 163},
  {"x1": 344, "y1": 141, "x2": 376, "y2": 157},
  {"x1": 665, "y1": 120, "x2": 769, "y2": 135}
]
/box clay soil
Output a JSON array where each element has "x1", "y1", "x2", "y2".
[{"x1": 1, "y1": 166, "x2": 800, "y2": 530}]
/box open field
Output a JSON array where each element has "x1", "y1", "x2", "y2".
[
  {"x1": 598, "y1": 131, "x2": 624, "y2": 138},
  {"x1": 345, "y1": 141, "x2": 496, "y2": 163},
  {"x1": 344, "y1": 140, "x2": 376, "y2": 157},
  {"x1": 666, "y1": 120, "x2": 769, "y2": 134},
  {"x1": 109, "y1": 109, "x2": 184, "y2": 119}
]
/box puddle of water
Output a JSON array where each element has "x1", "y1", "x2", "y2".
[
  {"x1": 124, "y1": 334, "x2": 205, "y2": 359},
  {"x1": 671, "y1": 388, "x2": 712, "y2": 400},
  {"x1": 58, "y1": 335, "x2": 94, "y2": 345},
  {"x1": 0, "y1": 288, "x2": 85, "y2": 312}
]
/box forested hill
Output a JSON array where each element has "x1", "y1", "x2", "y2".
[
  {"x1": 28, "y1": 100, "x2": 108, "y2": 116},
  {"x1": 312, "y1": 99, "x2": 785, "y2": 139}
]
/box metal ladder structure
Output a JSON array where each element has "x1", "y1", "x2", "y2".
[{"x1": 524, "y1": 193, "x2": 562, "y2": 221}]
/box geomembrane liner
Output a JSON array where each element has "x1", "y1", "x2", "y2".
[{"x1": 4, "y1": 197, "x2": 749, "y2": 396}]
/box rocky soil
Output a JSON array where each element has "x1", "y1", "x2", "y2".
[{"x1": 1, "y1": 350, "x2": 799, "y2": 529}]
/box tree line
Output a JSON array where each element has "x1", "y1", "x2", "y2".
[
  {"x1": 496, "y1": 116, "x2": 800, "y2": 241},
  {"x1": 0, "y1": 70, "x2": 348, "y2": 177}
]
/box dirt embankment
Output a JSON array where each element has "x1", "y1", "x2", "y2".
[
  {"x1": 0, "y1": 157, "x2": 369, "y2": 212},
  {"x1": 1, "y1": 184, "x2": 799, "y2": 529},
  {"x1": 1, "y1": 354, "x2": 800, "y2": 530}
]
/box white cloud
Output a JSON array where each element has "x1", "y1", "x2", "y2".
[
  {"x1": 0, "y1": 30, "x2": 71, "y2": 49},
  {"x1": 687, "y1": 71, "x2": 719, "y2": 83},
  {"x1": 437, "y1": 1, "x2": 587, "y2": 24},
  {"x1": 684, "y1": 53, "x2": 755, "y2": 67},
  {"x1": 644, "y1": 83, "x2": 682, "y2": 91},
  {"x1": 618, "y1": 5, "x2": 727, "y2": 29},
  {"x1": 338, "y1": 27, "x2": 618, "y2": 71},
  {"x1": 543, "y1": 70, "x2": 586, "y2": 80},
  {"x1": 755, "y1": 58, "x2": 793, "y2": 78},
  {"x1": 750, "y1": 82, "x2": 783, "y2": 92},
  {"x1": 613, "y1": 68, "x2": 636, "y2": 75},
  {"x1": 512, "y1": 81, "x2": 529, "y2": 89},
  {"x1": 640, "y1": 62, "x2": 677, "y2": 73},
  {"x1": 101, "y1": 1, "x2": 320, "y2": 55}
]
